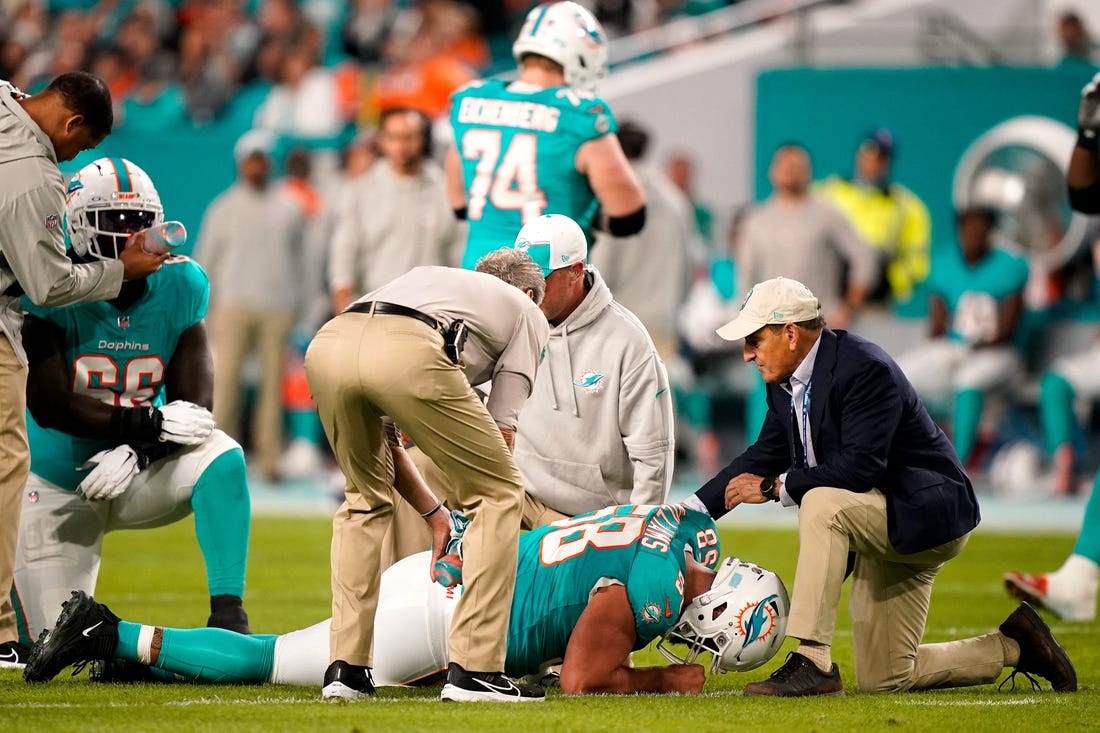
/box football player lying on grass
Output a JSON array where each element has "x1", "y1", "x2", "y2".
[{"x1": 25, "y1": 504, "x2": 790, "y2": 695}]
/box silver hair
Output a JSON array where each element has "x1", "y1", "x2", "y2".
[{"x1": 474, "y1": 248, "x2": 546, "y2": 305}]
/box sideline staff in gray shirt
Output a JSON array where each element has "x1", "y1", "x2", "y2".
[{"x1": 0, "y1": 72, "x2": 165, "y2": 666}]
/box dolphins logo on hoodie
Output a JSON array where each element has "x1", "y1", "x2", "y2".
[{"x1": 572, "y1": 370, "x2": 606, "y2": 395}]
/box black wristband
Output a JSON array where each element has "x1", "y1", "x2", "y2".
[
  {"x1": 452, "y1": 206, "x2": 468, "y2": 221},
  {"x1": 129, "y1": 439, "x2": 182, "y2": 470},
  {"x1": 1078, "y1": 127, "x2": 1099, "y2": 152},
  {"x1": 109, "y1": 406, "x2": 162, "y2": 444}
]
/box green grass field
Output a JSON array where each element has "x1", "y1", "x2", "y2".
[{"x1": 1, "y1": 517, "x2": 1095, "y2": 732}]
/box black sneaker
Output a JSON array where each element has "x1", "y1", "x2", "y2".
[
  {"x1": 207, "y1": 595, "x2": 251, "y2": 635},
  {"x1": 0, "y1": 640, "x2": 30, "y2": 669},
  {"x1": 440, "y1": 663, "x2": 546, "y2": 702},
  {"x1": 89, "y1": 658, "x2": 160, "y2": 684},
  {"x1": 743, "y1": 652, "x2": 844, "y2": 697},
  {"x1": 23, "y1": 591, "x2": 120, "y2": 683},
  {"x1": 321, "y1": 660, "x2": 375, "y2": 701}
]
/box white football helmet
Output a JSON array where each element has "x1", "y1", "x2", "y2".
[
  {"x1": 66, "y1": 157, "x2": 163, "y2": 261},
  {"x1": 512, "y1": 1, "x2": 609, "y2": 92},
  {"x1": 658, "y1": 557, "x2": 789, "y2": 674}
]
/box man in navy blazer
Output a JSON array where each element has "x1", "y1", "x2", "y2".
[{"x1": 684, "y1": 277, "x2": 1076, "y2": 696}]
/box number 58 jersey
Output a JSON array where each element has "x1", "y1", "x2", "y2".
[
  {"x1": 450, "y1": 79, "x2": 618, "y2": 270},
  {"x1": 23, "y1": 256, "x2": 210, "y2": 491},
  {"x1": 505, "y1": 504, "x2": 719, "y2": 678}
]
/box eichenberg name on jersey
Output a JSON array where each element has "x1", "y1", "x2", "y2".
[{"x1": 457, "y1": 97, "x2": 561, "y2": 132}]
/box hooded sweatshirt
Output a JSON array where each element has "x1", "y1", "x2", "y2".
[
  {"x1": 0, "y1": 80, "x2": 122, "y2": 363},
  {"x1": 515, "y1": 267, "x2": 674, "y2": 515}
]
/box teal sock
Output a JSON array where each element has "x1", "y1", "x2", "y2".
[
  {"x1": 1039, "y1": 371, "x2": 1076, "y2": 457},
  {"x1": 117, "y1": 620, "x2": 276, "y2": 683},
  {"x1": 1073, "y1": 473, "x2": 1100, "y2": 562},
  {"x1": 191, "y1": 449, "x2": 251, "y2": 597},
  {"x1": 287, "y1": 408, "x2": 324, "y2": 443},
  {"x1": 953, "y1": 388, "x2": 984, "y2": 463},
  {"x1": 745, "y1": 372, "x2": 768, "y2": 445}
]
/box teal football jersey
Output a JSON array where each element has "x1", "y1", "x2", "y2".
[
  {"x1": 927, "y1": 247, "x2": 1029, "y2": 343},
  {"x1": 450, "y1": 79, "x2": 617, "y2": 269},
  {"x1": 505, "y1": 504, "x2": 717, "y2": 677},
  {"x1": 24, "y1": 256, "x2": 210, "y2": 491}
]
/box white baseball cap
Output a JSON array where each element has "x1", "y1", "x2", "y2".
[
  {"x1": 513, "y1": 214, "x2": 588, "y2": 276},
  {"x1": 716, "y1": 277, "x2": 821, "y2": 341}
]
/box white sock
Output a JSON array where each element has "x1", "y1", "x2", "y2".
[{"x1": 1056, "y1": 554, "x2": 1100, "y2": 585}]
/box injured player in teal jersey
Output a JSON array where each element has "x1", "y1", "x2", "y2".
[{"x1": 24, "y1": 505, "x2": 791, "y2": 696}]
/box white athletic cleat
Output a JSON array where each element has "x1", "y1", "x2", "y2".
[{"x1": 1004, "y1": 563, "x2": 1097, "y2": 623}]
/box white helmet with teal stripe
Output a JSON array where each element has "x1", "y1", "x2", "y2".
[
  {"x1": 66, "y1": 157, "x2": 163, "y2": 261},
  {"x1": 512, "y1": 1, "x2": 609, "y2": 92},
  {"x1": 657, "y1": 557, "x2": 789, "y2": 673}
]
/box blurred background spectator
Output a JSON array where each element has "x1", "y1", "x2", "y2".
[
  {"x1": 195, "y1": 131, "x2": 308, "y2": 481},
  {"x1": 817, "y1": 128, "x2": 932, "y2": 310}
]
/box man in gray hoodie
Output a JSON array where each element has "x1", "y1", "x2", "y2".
[
  {"x1": 387, "y1": 214, "x2": 673, "y2": 557},
  {"x1": 0, "y1": 71, "x2": 166, "y2": 667}
]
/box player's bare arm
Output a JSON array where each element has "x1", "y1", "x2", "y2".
[
  {"x1": 445, "y1": 146, "x2": 468, "y2": 213},
  {"x1": 929, "y1": 294, "x2": 949, "y2": 339},
  {"x1": 560, "y1": 583, "x2": 705, "y2": 695},
  {"x1": 576, "y1": 134, "x2": 646, "y2": 223},
  {"x1": 23, "y1": 315, "x2": 118, "y2": 438},
  {"x1": 163, "y1": 321, "x2": 214, "y2": 409}
]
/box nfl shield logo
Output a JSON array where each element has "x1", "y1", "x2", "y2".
[
  {"x1": 118, "y1": 315, "x2": 130, "y2": 329},
  {"x1": 44, "y1": 213, "x2": 59, "y2": 229}
]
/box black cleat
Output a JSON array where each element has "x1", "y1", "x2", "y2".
[
  {"x1": 0, "y1": 640, "x2": 30, "y2": 669},
  {"x1": 207, "y1": 595, "x2": 251, "y2": 635},
  {"x1": 23, "y1": 591, "x2": 120, "y2": 683},
  {"x1": 321, "y1": 660, "x2": 375, "y2": 700},
  {"x1": 440, "y1": 663, "x2": 546, "y2": 702}
]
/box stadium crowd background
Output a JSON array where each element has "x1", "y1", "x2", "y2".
[{"x1": 3, "y1": 0, "x2": 1100, "y2": 498}]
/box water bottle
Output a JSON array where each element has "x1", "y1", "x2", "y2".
[{"x1": 127, "y1": 221, "x2": 187, "y2": 255}]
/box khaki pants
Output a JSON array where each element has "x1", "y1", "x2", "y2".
[
  {"x1": 788, "y1": 487, "x2": 1005, "y2": 692},
  {"x1": 211, "y1": 304, "x2": 293, "y2": 477},
  {"x1": 306, "y1": 312, "x2": 524, "y2": 672},
  {"x1": 380, "y1": 447, "x2": 570, "y2": 569},
  {"x1": 0, "y1": 336, "x2": 29, "y2": 645}
]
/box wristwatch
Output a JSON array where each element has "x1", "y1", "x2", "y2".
[{"x1": 759, "y1": 476, "x2": 780, "y2": 502}]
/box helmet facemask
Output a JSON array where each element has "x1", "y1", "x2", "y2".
[{"x1": 66, "y1": 158, "x2": 164, "y2": 261}]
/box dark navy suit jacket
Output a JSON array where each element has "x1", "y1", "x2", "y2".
[{"x1": 696, "y1": 329, "x2": 980, "y2": 554}]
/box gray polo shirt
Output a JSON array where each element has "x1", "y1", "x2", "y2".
[{"x1": 354, "y1": 266, "x2": 549, "y2": 429}]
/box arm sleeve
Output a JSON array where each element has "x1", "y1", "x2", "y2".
[
  {"x1": 619, "y1": 353, "x2": 674, "y2": 506},
  {"x1": 783, "y1": 360, "x2": 903, "y2": 503},
  {"x1": 1069, "y1": 178, "x2": 1100, "y2": 214},
  {"x1": 486, "y1": 305, "x2": 550, "y2": 429},
  {"x1": 4, "y1": 185, "x2": 123, "y2": 306}
]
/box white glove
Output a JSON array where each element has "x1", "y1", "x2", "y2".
[
  {"x1": 1080, "y1": 71, "x2": 1100, "y2": 130},
  {"x1": 77, "y1": 445, "x2": 140, "y2": 501},
  {"x1": 158, "y1": 400, "x2": 215, "y2": 445}
]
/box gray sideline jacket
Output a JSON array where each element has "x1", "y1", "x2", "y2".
[{"x1": 0, "y1": 80, "x2": 122, "y2": 364}]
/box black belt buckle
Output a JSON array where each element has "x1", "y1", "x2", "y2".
[{"x1": 444, "y1": 319, "x2": 467, "y2": 365}]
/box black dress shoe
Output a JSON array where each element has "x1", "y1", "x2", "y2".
[
  {"x1": 743, "y1": 652, "x2": 844, "y2": 697},
  {"x1": 999, "y1": 601, "x2": 1077, "y2": 692}
]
